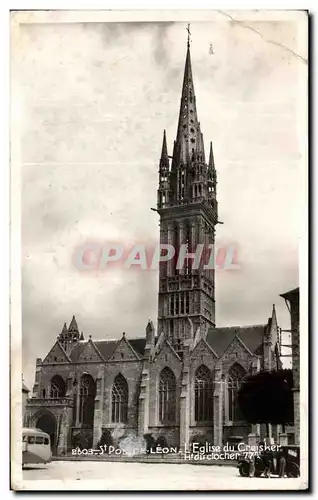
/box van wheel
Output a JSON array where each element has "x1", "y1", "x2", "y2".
[
  {"x1": 287, "y1": 463, "x2": 300, "y2": 478},
  {"x1": 254, "y1": 469, "x2": 263, "y2": 477}
]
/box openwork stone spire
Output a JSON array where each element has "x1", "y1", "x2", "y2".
[
  {"x1": 175, "y1": 42, "x2": 201, "y2": 164},
  {"x1": 156, "y1": 27, "x2": 218, "y2": 349}
]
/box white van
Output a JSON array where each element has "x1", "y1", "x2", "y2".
[{"x1": 22, "y1": 428, "x2": 52, "y2": 466}]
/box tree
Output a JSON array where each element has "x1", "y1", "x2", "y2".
[{"x1": 237, "y1": 369, "x2": 294, "y2": 427}]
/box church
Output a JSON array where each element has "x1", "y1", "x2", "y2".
[{"x1": 24, "y1": 32, "x2": 280, "y2": 456}]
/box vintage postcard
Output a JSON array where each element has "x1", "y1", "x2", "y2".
[{"x1": 10, "y1": 10, "x2": 308, "y2": 491}]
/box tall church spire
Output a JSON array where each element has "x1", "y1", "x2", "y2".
[
  {"x1": 157, "y1": 27, "x2": 218, "y2": 350},
  {"x1": 175, "y1": 31, "x2": 200, "y2": 164}
]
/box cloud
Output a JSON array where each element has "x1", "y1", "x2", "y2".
[{"x1": 19, "y1": 20, "x2": 302, "y2": 387}]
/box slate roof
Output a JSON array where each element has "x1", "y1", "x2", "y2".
[
  {"x1": 280, "y1": 287, "x2": 299, "y2": 300},
  {"x1": 129, "y1": 338, "x2": 147, "y2": 357},
  {"x1": 206, "y1": 324, "x2": 267, "y2": 357},
  {"x1": 69, "y1": 342, "x2": 86, "y2": 362},
  {"x1": 94, "y1": 340, "x2": 119, "y2": 360},
  {"x1": 69, "y1": 338, "x2": 146, "y2": 362},
  {"x1": 61, "y1": 324, "x2": 267, "y2": 363}
]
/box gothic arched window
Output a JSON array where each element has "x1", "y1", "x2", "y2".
[
  {"x1": 227, "y1": 363, "x2": 246, "y2": 422},
  {"x1": 158, "y1": 367, "x2": 176, "y2": 423},
  {"x1": 79, "y1": 374, "x2": 96, "y2": 428},
  {"x1": 50, "y1": 375, "x2": 66, "y2": 398},
  {"x1": 194, "y1": 365, "x2": 213, "y2": 422},
  {"x1": 111, "y1": 374, "x2": 128, "y2": 424}
]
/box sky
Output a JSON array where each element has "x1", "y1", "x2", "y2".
[{"x1": 17, "y1": 14, "x2": 307, "y2": 388}]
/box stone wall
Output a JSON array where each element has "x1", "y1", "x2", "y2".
[
  {"x1": 101, "y1": 360, "x2": 143, "y2": 429},
  {"x1": 27, "y1": 329, "x2": 265, "y2": 456}
]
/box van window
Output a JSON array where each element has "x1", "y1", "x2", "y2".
[
  {"x1": 44, "y1": 437, "x2": 49, "y2": 445},
  {"x1": 28, "y1": 436, "x2": 35, "y2": 444},
  {"x1": 35, "y1": 436, "x2": 44, "y2": 444}
]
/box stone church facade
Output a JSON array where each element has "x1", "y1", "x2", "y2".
[{"x1": 25, "y1": 36, "x2": 280, "y2": 456}]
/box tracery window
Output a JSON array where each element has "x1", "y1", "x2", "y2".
[
  {"x1": 50, "y1": 375, "x2": 66, "y2": 398},
  {"x1": 79, "y1": 374, "x2": 96, "y2": 428},
  {"x1": 158, "y1": 367, "x2": 176, "y2": 423},
  {"x1": 227, "y1": 363, "x2": 246, "y2": 421},
  {"x1": 111, "y1": 374, "x2": 128, "y2": 423},
  {"x1": 194, "y1": 365, "x2": 213, "y2": 422}
]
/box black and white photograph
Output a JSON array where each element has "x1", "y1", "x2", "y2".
[{"x1": 10, "y1": 9, "x2": 308, "y2": 491}]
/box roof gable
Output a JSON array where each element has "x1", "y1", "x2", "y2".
[
  {"x1": 206, "y1": 325, "x2": 266, "y2": 357},
  {"x1": 77, "y1": 339, "x2": 105, "y2": 363},
  {"x1": 109, "y1": 336, "x2": 141, "y2": 361},
  {"x1": 190, "y1": 338, "x2": 218, "y2": 360},
  {"x1": 154, "y1": 339, "x2": 181, "y2": 363},
  {"x1": 222, "y1": 334, "x2": 253, "y2": 359},
  {"x1": 43, "y1": 340, "x2": 71, "y2": 364},
  {"x1": 69, "y1": 337, "x2": 146, "y2": 362}
]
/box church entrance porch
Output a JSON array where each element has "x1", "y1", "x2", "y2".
[
  {"x1": 35, "y1": 411, "x2": 57, "y2": 455},
  {"x1": 25, "y1": 397, "x2": 74, "y2": 456}
]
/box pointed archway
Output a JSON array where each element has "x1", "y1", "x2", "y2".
[{"x1": 35, "y1": 411, "x2": 57, "y2": 454}]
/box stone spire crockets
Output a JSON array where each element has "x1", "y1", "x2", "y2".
[
  {"x1": 175, "y1": 43, "x2": 201, "y2": 164},
  {"x1": 156, "y1": 27, "x2": 218, "y2": 353},
  {"x1": 58, "y1": 315, "x2": 80, "y2": 352},
  {"x1": 157, "y1": 30, "x2": 217, "y2": 211}
]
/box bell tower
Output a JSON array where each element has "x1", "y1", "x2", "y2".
[{"x1": 157, "y1": 28, "x2": 218, "y2": 357}]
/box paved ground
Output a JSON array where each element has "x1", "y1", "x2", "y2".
[{"x1": 20, "y1": 461, "x2": 304, "y2": 491}]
